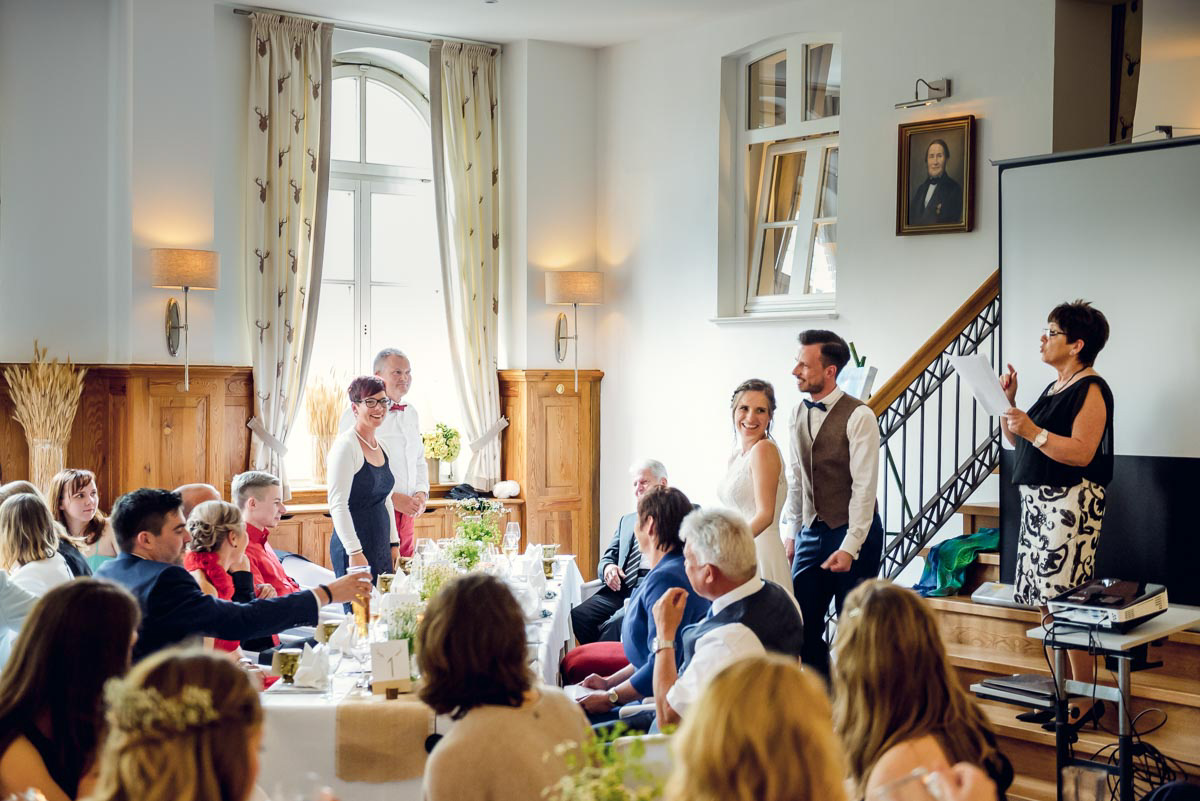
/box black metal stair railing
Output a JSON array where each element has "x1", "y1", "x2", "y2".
[{"x1": 876, "y1": 291, "x2": 1001, "y2": 578}]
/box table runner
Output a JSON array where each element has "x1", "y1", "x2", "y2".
[{"x1": 335, "y1": 694, "x2": 433, "y2": 782}]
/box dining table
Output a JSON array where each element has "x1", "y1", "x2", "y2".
[{"x1": 256, "y1": 556, "x2": 584, "y2": 801}]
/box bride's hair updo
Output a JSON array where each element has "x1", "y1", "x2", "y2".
[{"x1": 730, "y1": 378, "x2": 778, "y2": 435}]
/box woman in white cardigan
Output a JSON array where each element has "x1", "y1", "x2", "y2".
[{"x1": 327, "y1": 375, "x2": 400, "y2": 580}]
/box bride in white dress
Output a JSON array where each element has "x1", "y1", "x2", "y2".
[{"x1": 716, "y1": 379, "x2": 796, "y2": 598}]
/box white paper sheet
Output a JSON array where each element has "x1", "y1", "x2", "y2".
[{"x1": 947, "y1": 354, "x2": 1015, "y2": 450}]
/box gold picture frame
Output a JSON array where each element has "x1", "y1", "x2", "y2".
[{"x1": 897, "y1": 114, "x2": 976, "y2": 236}]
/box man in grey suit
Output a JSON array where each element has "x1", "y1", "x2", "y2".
[{"x1": 570, "y1": 460, "x2": 668, "y2": 644}]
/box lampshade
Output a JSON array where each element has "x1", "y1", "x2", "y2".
[
  {"x1": 150, "y1": 249, "x2": 220, "y2": 290},
  {"x1": 545, "y1": 270, "x2": 603, "y2": 306}
]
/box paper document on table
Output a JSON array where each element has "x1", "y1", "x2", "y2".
[{"x1": 948, "y1": 354, "x2": 1015, "y2": 450}]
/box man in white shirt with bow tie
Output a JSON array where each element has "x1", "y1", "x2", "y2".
[
  {"x1": 783, "y1": 329, "x2": 883, "y2": 678},
  {"x1": 339, "y1": 348, "x2": 429, "y2": 557}
]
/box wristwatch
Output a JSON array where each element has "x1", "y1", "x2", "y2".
[
  {"x1": 652, "y1": 637, "x2": 675, "y2": 654},
  {"x1": 1032, "y1": 428, "x2": 1049, "y2": 448},
  {"x1": 606, "y1": 688, "x2": 620, "y2": 704}
]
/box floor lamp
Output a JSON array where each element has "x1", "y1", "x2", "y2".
[
  {"x1": 545, "y1": 270, "x2": 604, "y2": 392},
  {"x1": 151, "y1": 248, "x2": 220, "y2": 392}
]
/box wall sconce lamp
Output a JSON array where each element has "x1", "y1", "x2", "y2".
[
  {"x1": 151, "y1": 248, "x2": 220, "y2": 391},
  {"x1": 895, "y1": 78, "x2": 951, "y2": 109},
  {"x1": 545, "y1": 270, "x2": 604, "y2": 392}
]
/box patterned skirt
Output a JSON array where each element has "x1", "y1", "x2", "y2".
[{"x1": 1014, "y1": 481, "x2": 1106, "y2": 606}]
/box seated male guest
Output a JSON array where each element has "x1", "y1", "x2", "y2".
[
  {"x1": 232, "y1": 471, "x2": 300, "y2": 597},
  {"x1": 577, "y1": 487, "x2": 710, "y2": 725},
  {"x1": 652, "y1": 508, "x2": 804, "y2": 727},
  {"x1": 174, "y1": 483, "x2": 220, "y2": 519},
  {"x1": 571, "y1": 460, "x2": 668, "y2": 645},
  {"x1": 96, "y1": 488, "x2": 369, "y2": 660}
]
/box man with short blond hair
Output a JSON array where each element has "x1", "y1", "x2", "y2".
[{"x1": 232, "y1": 470, "x2": 300, "y2": 597}]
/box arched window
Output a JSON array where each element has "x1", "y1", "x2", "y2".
[{"x1": 289, "y1": 62, "x2": 460, "y2": 484}]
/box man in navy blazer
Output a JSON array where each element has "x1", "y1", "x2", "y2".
[
  {"x1": 96, "y1": 488, "x2": 370, "y2": 661},
  {"x1": 571, "y1": 460, "x2": 668, "y2": 644}
]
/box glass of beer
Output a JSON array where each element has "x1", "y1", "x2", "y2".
[
  {"x1": 397, "y1": 556, "x2": 413, "y2": 576},
  {"x1": 275, "y1": 648, "x2": 303, "y2": 684},
  {"x1": 315, "y1": 620, "x2": 340, "y2": 644},
  {"x1": 347, "y1": 565, "x2": 372, "y2": 639},
  {"x1": 541, "y1": 543, "x2": 560, "y2": 579},
  {"x1": 377, "y1": 573, "x2": 395, "y2": 594}
]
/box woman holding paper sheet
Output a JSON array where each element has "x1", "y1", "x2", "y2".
[{"x1": 1001, "y1": 300, "x2": 1113, "y2": 724}]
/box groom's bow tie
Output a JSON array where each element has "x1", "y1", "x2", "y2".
[{"x1": 803, "y1": 399, "x2": 827, "y2": 411}]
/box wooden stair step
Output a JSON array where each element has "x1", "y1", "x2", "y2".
[
  {"x1": 958, "y1": 501, "x2": 999, "y2": 518},
  {"x1": 918, "y1": 547, "x2": 1000, "y2": 566},
  {"x1": 1008, "y1": 775, "x2": 1056, "y2": 801},
  {"x1": 926, "y1": 594, "x2": 1040, "y2": 624},
  {"x1": 978, "y1": 700, "x2": 1200, "y2": 773},
  {"x1": 946, "y1": 643, "x2": 1200, "y2": 708}
]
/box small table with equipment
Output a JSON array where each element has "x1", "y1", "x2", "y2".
[{"x1": 976, "y1": 606, "x2": 1200, "y2": 801}]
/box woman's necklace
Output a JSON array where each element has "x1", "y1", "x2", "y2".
[
  {"x1": 1051, "y1": 366, "x2": 1086, "y2": 394},
  {"x1": 354, "y1": 430, "x2": 380, "y2": 450}
]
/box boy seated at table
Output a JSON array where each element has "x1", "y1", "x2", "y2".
[{"x1": 232, "y1": 471, "x2": 302, "y2": 597}]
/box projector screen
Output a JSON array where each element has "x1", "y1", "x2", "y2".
[{"x1": 997, "y1": 137, "x2": 1200, "y2": 603}]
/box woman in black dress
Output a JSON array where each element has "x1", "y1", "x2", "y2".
[
  {"x1": 1001, "y1": 300, "x2": 1113, "y2": 727},
  {"x1": 327, "y1": 375, "x2": 400, "y2": 579}
]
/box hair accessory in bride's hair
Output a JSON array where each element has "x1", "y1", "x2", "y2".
[{"x1": 104, "y1": 678, "x2": 220, "y2": 738}]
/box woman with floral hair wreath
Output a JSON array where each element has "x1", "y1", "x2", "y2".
[{"x1": 88, "y1": 647, "x2": 264, "y2": 801}]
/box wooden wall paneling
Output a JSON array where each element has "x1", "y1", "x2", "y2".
[
  {"x1": 223, "y1": 374, "x2": 253, "y2": 497},
  {"x1": 308, "y1": 517, "x2": 333, "y2": 569},
  {"x1": 498, "y1": 370, "x2": 602, "y2": 579},
  {"x1": 272, "y1": 517, "x2": 304, "y2": 554}
]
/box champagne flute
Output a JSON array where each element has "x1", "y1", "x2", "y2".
[{"x1": 503, "y1": 522, "x2": 521, "y2": 562}]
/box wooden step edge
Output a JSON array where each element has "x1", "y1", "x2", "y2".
[
  {"x1": 916, "y1": 548, "x2": 1001, "y2": 566},
  {"x1": 959, "y1": 501, "x2": 999, "y2": 516},
  {"x1": 926, "y1": 595, "x2": 1041, "y2": 623},
  {"x1": 1008, "y1": 775, "x2": 1056, "y2": 801},
  {"x1": 947, "y1": 644, "x2": 1200, "y2": 709},
  {"x1": 977, "y1": 700, "x2": 1200, "y2": 769}
]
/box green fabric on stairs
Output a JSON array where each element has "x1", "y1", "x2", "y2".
[{"x1": 912, "y1": 528, "x2": 999, "y2": 597}]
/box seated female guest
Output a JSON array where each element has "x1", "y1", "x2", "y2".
[
  {"x1": 183, "y1": 501, "x2": 256, "y2": 653},
  {"x1": 0, "y1": 579, "x2": 141, "y2": 801},
  {"x1": 833, "y1": 580, "x2": 1012, "y2": 800},
  {"x1": 1001, "y1": 301, "x2": 1112, "y2": 725},
  {"x1": 0, "y1": 493, "x2": 74, "y2": 597},
  {"x1": 419, "y1": 573, "x2": 589, "y2": 801},
  {"x1": 667, "y1": 654, "x2": 847, "y2": 801},
  {"x1": 49, "y1": 469, "x2": 118, "y2": 571},
  {"x1": 0, "y1": 481, "x2": 90, "y2": 578},
  {"x1": 327, "y1": 375, "x2": 399, "y2": 579},
  {"x1": 578, "y1": 486, "x2": 710, "y2": 722},
  {"x1": 87, "y1": 648, "x2": 264, "y2": 801}
]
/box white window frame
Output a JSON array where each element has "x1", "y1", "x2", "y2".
[
  {"x1": 327, "y1": 64, "x2": 434, "y2": 371},
  {"x1": 719, "y1": 34, "x2": 841, "y2": 323},
  {"x1": 745, "y1": 135, "x2": 839, "y2": 314}
]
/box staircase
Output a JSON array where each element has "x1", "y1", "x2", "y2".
[{"x1": 866, "y1": 274, "x2": 1200, "y2": 799}]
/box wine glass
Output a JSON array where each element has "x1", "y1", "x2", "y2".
[
  {"x1": 350, "y1": 629, "x2": 372, "y2": 696},
  {"x1": 503, "y1": 522, "x2": 521, "y2": 562}
]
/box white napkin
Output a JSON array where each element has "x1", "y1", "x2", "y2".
[
  {"x1": 508, "y1": 579, "x2": 541, "y2": 620},
  {"x1": 292, "y1": 643, "x2": 330, "y2": 690},
  {"x1": 385, "y1": 572, "x2": 412, "y2": 594},
  {"x1": 326, "y1": 619, "x2": 355, "y2": 653}
]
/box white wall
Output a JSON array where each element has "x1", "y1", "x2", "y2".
[
  {"x1": 500, "y1": 40, "x2": 599, "y2": 369},
  {"x1": 1135, "y1": 0, "x2": 1200, "y2": 136},
  {"x1": 593, "y1": 0, "x2": 1056, "y2": 537},
  {"x1": 0, "y1": 0, "x2": 251, "y2": 365}
]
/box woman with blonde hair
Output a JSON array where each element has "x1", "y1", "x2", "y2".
[
  {"x1": 666, "y1": 654, "x2": 845, "y2": 801},
  {"x1": 0, "y1": 480, "x2": 90, "y2": 578},
  {"x1": 0, "y1": 493, "x2": 73, "y2": 597},
  {"x1": 87, "y1": 647, "x2": 263, "y2": 801},
  {"x1": 183, "y1": 501, "x2": 256, "y2": 653},
  {"x1": 833, "y1": 580, "x2": 1012, "y2": 800},
  {"x1": 49, "y1": 469, "x2": 118, "y2": 571}
]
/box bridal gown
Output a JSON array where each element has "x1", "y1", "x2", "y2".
[{"x1": 716, "y1": 440, "x2": 796, "y2": 599}]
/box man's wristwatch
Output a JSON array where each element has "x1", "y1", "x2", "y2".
[
  {"x1": 1032, "y1": 428, "x2": 1049, "y2": 448},
  {"x1": 606, "y1": 688, "x2": 620, "y2": 705},
  {"x1": 652, "y1": 637, "x2": 675, "y2": 654}
]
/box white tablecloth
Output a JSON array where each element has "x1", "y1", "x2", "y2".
[{"x1": 257, "y1": 556, "x2": 583, "y2": 801}]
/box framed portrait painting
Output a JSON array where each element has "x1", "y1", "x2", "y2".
[{"x1": 896, "y1": 115, "x2": 976, "y2": 236}]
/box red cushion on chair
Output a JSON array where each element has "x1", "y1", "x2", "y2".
[{"x1": 560, "y1": 642, "x2": 630, "y2": 685}]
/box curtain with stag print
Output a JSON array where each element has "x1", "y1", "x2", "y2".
[
  {"x1": 430, "y1": 42, "x2": 505, "y2": 491},
  {"x1": 245, "y1": 13, "x2": 332, "y2": 496}
]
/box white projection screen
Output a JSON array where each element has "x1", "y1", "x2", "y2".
[{"x1": 997, "y1": 136, "x2": 1200, "y2": 601}]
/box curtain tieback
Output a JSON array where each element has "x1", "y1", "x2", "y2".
[
  {"x1": 468, "y1": 416, "x2": 509, "y2": 452},
  {"x1": 247, "y1": 416, "x2": 290, "y2": 457}
]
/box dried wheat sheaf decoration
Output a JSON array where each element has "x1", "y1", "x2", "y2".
[
  {"x1": 304, "y1": 371, "x2": 342, "y2": 484},
  {"x1": 3, "y1": 342, "x2": 87, "y2": 497}
]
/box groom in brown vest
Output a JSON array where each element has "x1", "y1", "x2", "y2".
[{"x1": 784, "y1": 329, "x2": 883, "y2": 677}]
